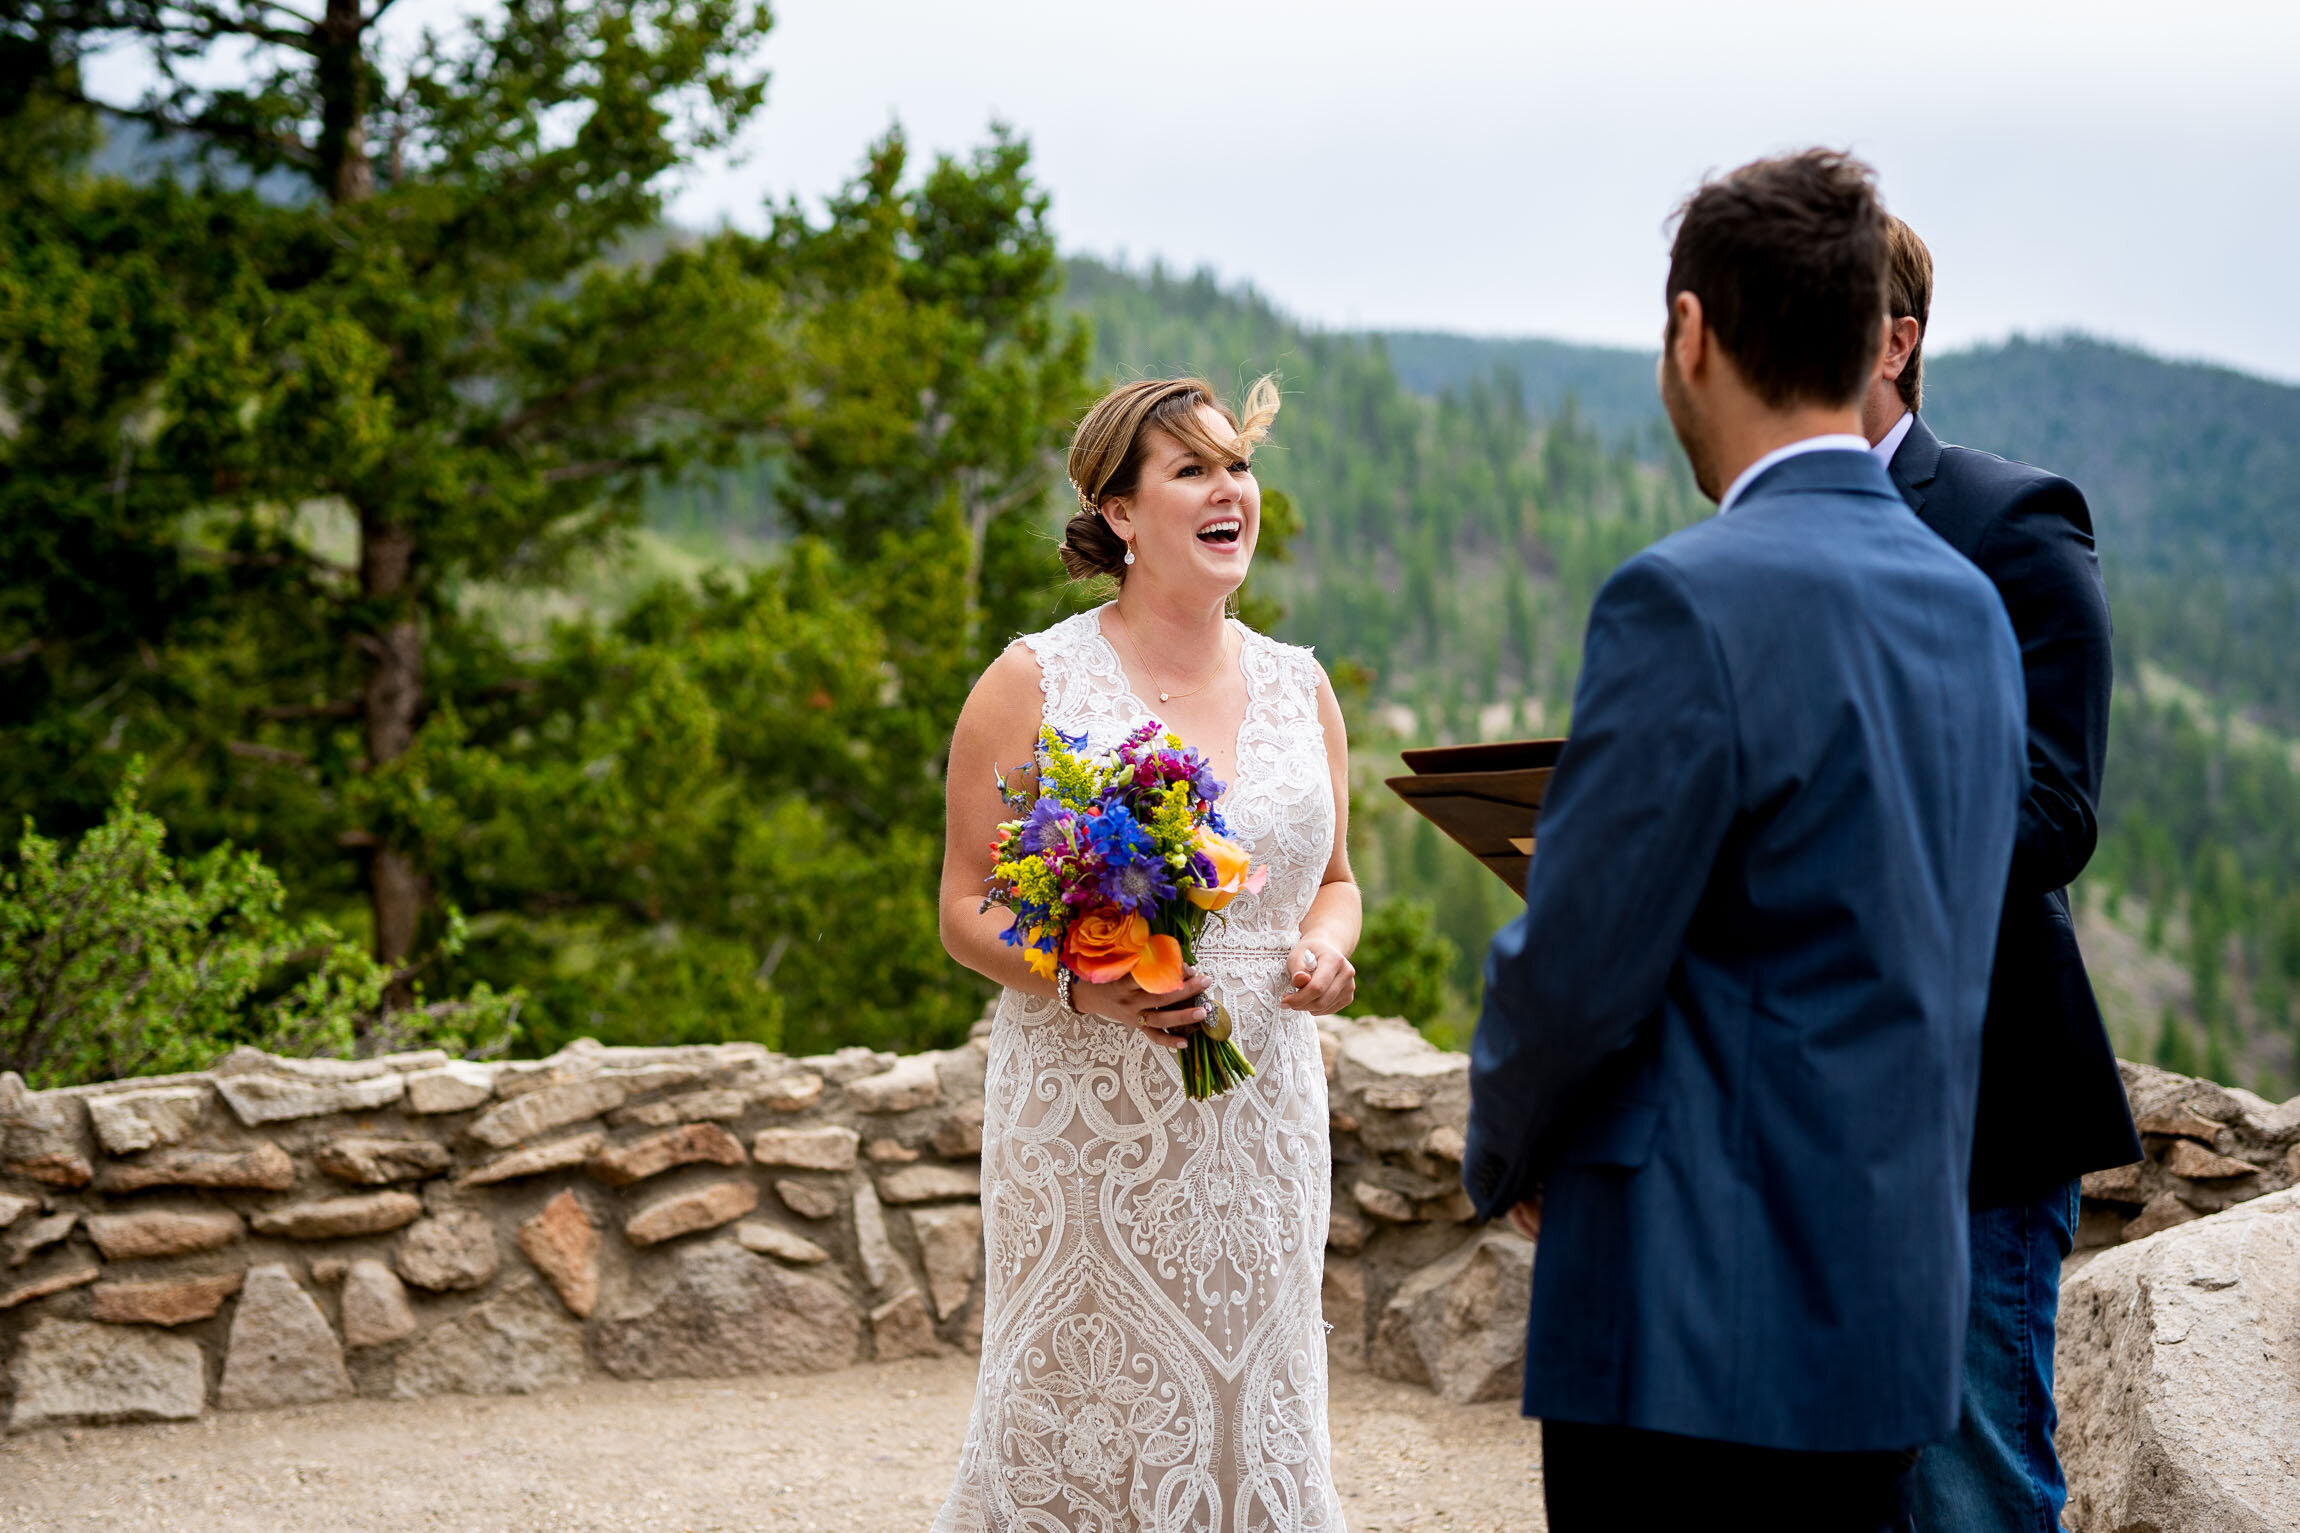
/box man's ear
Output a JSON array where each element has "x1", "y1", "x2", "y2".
[
  {"x1": 1880, "y1": 315, "x2": 1921, "y2": 382},
  {"x1": 1670, "y1": 291, "x2": 1707, "y2": 381}
]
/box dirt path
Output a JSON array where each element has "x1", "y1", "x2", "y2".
[{"x1": 0, "y1": 1355, "x2": 1544, "y2": 1531}]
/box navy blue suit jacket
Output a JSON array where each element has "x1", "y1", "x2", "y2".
[
  {"x1": 1889, "y1": 416, "x2": 2142, "y2": 1207},
  {"x1": 1462, "y1": 448, "x2": 2027, "y2": 1453}
]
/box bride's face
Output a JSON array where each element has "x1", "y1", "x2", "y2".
[{"x1": 1106, "y1": 405, "x2": 1260, "y2": 598}]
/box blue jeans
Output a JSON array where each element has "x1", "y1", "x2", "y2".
[{"x1": 1906, "y1": 1179, "x2": 2081, "y2": 1532}]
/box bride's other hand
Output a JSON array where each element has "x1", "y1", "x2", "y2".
[
  {"x1": 1074, "y1": 967, "x2": 1212, "y2": 1049},
  {"x1": 1280, "y1": 940, "x2": 1355, "y2": 1014}
]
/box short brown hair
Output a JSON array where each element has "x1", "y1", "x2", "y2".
[
  {"x1": 1884, "y1": 216, "x2": 1932, "y2": 411},
  {"x1": 1665, "y1": 150, "x2": 1890, "y2": 409},
  {"x1": 1059, "y1": 375, "x2": 1279, "y2": 582}
]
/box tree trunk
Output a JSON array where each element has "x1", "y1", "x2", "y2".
[
  {"x1": 359, "y1": 515, "x2": 423, "y2": 1016},
  {"x1": 315, "y1": 0, "x2": 372, "y2": 205},
  {"x1": 324, "y1": 3, "x2": 397, "y2": 1024}
]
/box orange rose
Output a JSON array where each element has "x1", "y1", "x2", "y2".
[
  {"x1": 1063, "y1": 910, "x2": 1188, "y2": 995},
  {"x1": 1186, "y1": 827, "x2": 1268, "y2": 911},
  {"x1": 1063, "y1": 909, "x2": 1150, "y2": 983}
]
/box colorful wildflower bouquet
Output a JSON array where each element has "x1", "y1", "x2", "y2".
[{"x1": 986, "y1": 721, "x2": 1268, "y2": 1098}]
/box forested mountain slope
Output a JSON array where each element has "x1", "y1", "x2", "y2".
[
  {"x1": 1377, "y1": 328, "x2": 2300, "y2": 731},
  {"x1": 1064, "y1": 259, "x2": 2300, "y2": 1094}
]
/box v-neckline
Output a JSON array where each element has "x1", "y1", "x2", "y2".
[{"x1": 1092, "y1": 605, "x2": 1254, "y2": 792}]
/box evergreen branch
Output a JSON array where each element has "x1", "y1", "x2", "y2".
[
  {"x1": 539, "y1": 458, "x2": 641, "y2": 485},
  {"x1": 488, "y1": 365, "x2": 648, "y2": 444},
  {"x1": 112, "y1": 3, "x2": 319, "y2": 53},
  {"x1": 253, "y1": 698, "x2": 361, "y2": 721},
  {"x1": 183, "y1": 543, "x2": 355, "y2": 579},
  {"x1": 45, "y1": 80, "x2": 317, "y2": 166},
  {"x1": 226, "y1": 739, "x2": 312, "y2": 766}
]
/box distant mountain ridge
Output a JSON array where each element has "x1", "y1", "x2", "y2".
[
  {"x1": 1381, "y1": 332, "x2": 1663, "y2": 446},
  {"x1": 1377, "y1": 324, "x2": 2300, "y2": 731}
]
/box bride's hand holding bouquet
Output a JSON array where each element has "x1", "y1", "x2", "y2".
[{"x1": 983, "y1": 720, "x2": 1267, "y2": 1097}]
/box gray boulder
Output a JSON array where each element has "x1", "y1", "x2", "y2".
[
  {"x1": 2058, "y1": 1184, "x2": 2300, "y2": 1532},
  {"x1": 394, "y1": 1210, "x2": 501, "y2": 1291},
  {"x1": 8, "y1": 1318, "x2": 207, "y2": 1429},
  {"x1": 595, "y1": 1239, "x2": 862, "y2": 1379},
  {"x1": 218, "y1": 1264, "x2": 353, "y2": 1410},
  {"x1": 390, "y1": 1277, "x2": 587, "y2": 1398},
  {"x1": 1369, "y1": 1226, "x2": 1531, "y2": 1404}
]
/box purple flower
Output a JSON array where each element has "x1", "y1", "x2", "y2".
[
  {"x1": 1088, "y1": 803, "x2": 1177, "y2": 914},
  {"x1": 1016, "y1": 797, "x2": 1076, "y2": 857}
]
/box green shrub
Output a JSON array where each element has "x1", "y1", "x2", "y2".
[
  {"x1": 1, "y1": 770, "x2": 514, "y2": 1088},
  {"x1": 1348, "y1": 896, "x2": 1461, "y2": 1038}
]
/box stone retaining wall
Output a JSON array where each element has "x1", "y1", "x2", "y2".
[
  {"x1": 2071, "y1": 1059, "x2": 2300, "y2": 1254},
  {"x1": 0, "y1": 1014, "x2": 1499, "y2": 1430},
  {"x1": 7, "y1": 1016, "x2": 2292, "y2": 1450}
]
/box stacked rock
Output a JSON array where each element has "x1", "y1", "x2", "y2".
[
  {"x1": 12, "y1": 1015, "x2": 2291, "y2": 1472},
  {"x1": 2070, "y1": 1059, "x2": 2300, "y2": 1256},
  {"x1": 0, "y1": 1033, "x2": 992, "y2": 1430}
]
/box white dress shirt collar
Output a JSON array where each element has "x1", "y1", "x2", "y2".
[
  {"x1": 1715, "y1": 433, "x2": 1872, "y2": 516},
  {"x1": 1871, "y1": 410, "x2": 1915, "y2": 467}
]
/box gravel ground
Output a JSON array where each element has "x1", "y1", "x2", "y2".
[{"x1": 0, "y1": 1355, "x2": 1545, "y2": 1531}]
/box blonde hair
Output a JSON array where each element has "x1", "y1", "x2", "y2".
[
  {"x1": 1059, "y1": 374, "x2": 1281, "y2": 581},
  {"x1": 1884, "y1": 215, "x2": 1933, "y2": 410}
]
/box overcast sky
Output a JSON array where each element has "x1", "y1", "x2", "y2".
[{"x1": 664, "y1": 0, "x2": 2300, "y2": 382}]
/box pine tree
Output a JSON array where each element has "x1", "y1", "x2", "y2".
[{"x1": 2, "y1": 1, "x2": 784, "y2": 1020}]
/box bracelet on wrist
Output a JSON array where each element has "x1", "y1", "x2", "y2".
[{"x1": 1056, "y1": 965, "x2": 1075, "y2": 1013}]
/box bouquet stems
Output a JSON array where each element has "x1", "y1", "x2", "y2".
[
  {"x1": 1177, "y1": 928, "x2": 1251, "y2": 1098},
  {"x1": 1168, "y1": 919, "x2": 1253, "y2": 1099},
  {"x1": 1177, "y1": 1018, "x2": 1255, "y2": 1100}
]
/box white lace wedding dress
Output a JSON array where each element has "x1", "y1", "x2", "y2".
[{"x1": 932, "y1": 606, "x2": 1344, "y2": 1533}]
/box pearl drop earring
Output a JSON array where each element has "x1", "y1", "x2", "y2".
[{"x1": 1123, "y1": 546, "x2": 1136, "y2": 566}]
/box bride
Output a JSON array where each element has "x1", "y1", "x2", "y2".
[{"x1": 932, "y1": 374, "x2": 1362, "y2": 1532}]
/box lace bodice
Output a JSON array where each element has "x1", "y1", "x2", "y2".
[{"x1": 932, "y1": 605, "x2": 1345, "y2": 1533}]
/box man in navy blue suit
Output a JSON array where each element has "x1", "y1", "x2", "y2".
[
  {"x1": 1462, "y1": 150, "x2": 2029, "y2": 1531},
  {"x1": 1865, "y1": 219, "x2": 2141, "y2": 1532}
]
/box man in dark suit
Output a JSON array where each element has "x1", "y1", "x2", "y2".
[
  {"x1": 1462, "y1": 150, "x2": 2029, "y2": 1532},
  {"x1": 1866, "y1": 218, "x2": 2144, "y2": 1532}
]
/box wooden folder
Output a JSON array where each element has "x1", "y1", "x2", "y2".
[{"x1": 1384, "y1": 738, "x2": 1564, "y2": 895}]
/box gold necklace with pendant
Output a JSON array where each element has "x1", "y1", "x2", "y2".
[{"x1": 1115, "y1": 610, "x2": 1234, "y2": 705}]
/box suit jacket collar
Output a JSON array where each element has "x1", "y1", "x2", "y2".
[
  {"x1": 1887, "y1": 413, "x2": 1944, "y2": 510},
  {"x1": 1733, "y1": 445, "x2": 1903, "y2": 511}
]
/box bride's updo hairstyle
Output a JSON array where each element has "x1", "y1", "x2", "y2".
[{"x1": 1060, "y1": 374, "x2": 1281, "y2": 582}]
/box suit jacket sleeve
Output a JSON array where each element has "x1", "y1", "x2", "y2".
[
  {"x1": 1463, "y1": 552, "x2": 1739, "y2": 1218},
  {"x1": 1975, "y1": 477, "x2": 2111, "y2": 896}
]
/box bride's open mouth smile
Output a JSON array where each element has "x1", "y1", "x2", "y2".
[{"x1": 1196, "y1": 518, "x2": 1244, "y2": 549}]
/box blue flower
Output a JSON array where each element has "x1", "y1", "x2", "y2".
[{"x1": 1088, "y1": 803, "x2": 1177, "y2": 914}]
